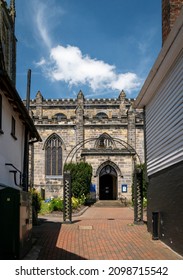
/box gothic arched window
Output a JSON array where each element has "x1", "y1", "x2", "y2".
[{"x1": 45, "y1": 134, "x2": 63, "y2": 176}]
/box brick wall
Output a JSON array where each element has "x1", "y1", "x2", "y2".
[{"x1": 162, "y1": 0, "x2": 183, "y2": 44}]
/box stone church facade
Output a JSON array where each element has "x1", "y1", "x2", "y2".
[{"x1": 28, "y1": 90, "x2": 144, "y2": 202}]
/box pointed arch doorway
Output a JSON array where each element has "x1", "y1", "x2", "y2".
[{"x1": 99, "y1": 165, "x2": 117, "y2": 200}]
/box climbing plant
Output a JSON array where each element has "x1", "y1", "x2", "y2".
[{"x1": 132, "y1": 163, "x2": 148, "y2": 202}]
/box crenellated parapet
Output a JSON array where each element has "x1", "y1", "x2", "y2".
[{"x1": 27, "y1": 90, "x2": 143, "y2": 128}]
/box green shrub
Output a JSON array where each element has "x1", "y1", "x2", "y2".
[
  {"x1": 64, "y1": 162, "x2": 92, "y2": 198},
  {"x1": 39, "y1": 195, "x2": 86, "y2": 214},
  {"x1": 143, "y1": 197, "x2": 147, "y2": 208},
  {"x1": 31, "y1": 189, "x2": 42, "y2": 214},
  {"x1": 72, "y1": 197, "x2": 80, "y2": 209},
  {"x1": 48, "y1": 196, "x2": 86, "y2": 211},
  {"x1": 49, "y1": 198, "x2": 64, "y2": 212},
  {"x1": 131, "y1": 163, "x2": 148, "y2": 203},
  {"x1": 79, "y1": 194, "x2": 86, "y2": 205},
  {"x1": 39, "y1": 200, "x2": 51, "y2": 215},
  {"x1": 31, "y1": 189, "x2": 42, "y2": 225}
]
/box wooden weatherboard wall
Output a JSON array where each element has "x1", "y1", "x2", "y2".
[{"x1": 145, "y1": 52, "x2": 183, "y2": 175}]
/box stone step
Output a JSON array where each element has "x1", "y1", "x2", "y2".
[{"x1": 93, "y1": 200, "x2": 127, "y2": 207}]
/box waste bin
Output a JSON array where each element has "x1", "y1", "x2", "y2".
[
  {"x1": 0, "y1": 185, "x2": 32, "y2": 259},
  {"x1": 152, "y1": 211, "x2": 160, "y2": 240}
]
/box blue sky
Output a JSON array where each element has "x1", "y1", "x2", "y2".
[{"x1": 14, "y1": 0, "x2": 162, "y2": 100}]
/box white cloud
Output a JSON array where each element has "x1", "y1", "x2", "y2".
[
  {"x1": 111, "y1": 73, "x2": 142, "y2": 92},
  {"x1": 32, "y1": 0, "x2": 65, "y2": 49},
  {"x1": 35, "y1": 57, "x2": 46, "y2": 66},
  {"x1": 33, "y1": 2, "x2": 52, "y2": 49},
  {"x1": 36, "y1": 44, "x2": 142, "y2": 94},
  {"x1": 49, "y1": 45, "x2": 116, "y2": 89},
  {"x1": 33, "y1": 1, "x2": 142, "y2": 95}
]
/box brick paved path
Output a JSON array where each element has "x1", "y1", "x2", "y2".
[{"x1": 29, "y1": 207, "x2": 182, "y2": 260}]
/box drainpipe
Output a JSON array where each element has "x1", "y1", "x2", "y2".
[{"x1": 22, "y1": 69, "x2": 31, "y2": 191}]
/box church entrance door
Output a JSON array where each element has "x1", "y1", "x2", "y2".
[{"x1": 99, "y1": 165, "x2": 117, "y2": 200}]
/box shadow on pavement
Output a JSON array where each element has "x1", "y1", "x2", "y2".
[{"x1": 24, "y1": 218, "x2": 86, "y2": 260}]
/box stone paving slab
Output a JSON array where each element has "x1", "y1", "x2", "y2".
[{"x1": 25, "y1": 207, "x2": 183, "y2": 260}]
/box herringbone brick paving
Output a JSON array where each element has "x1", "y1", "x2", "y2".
[{"x1": 28, "y1": 207, "x2": 183, "y2": 260}]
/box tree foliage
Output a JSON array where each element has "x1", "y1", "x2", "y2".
[{"x1": 64, "y1": 162, "x2": 92, "y2": 198}]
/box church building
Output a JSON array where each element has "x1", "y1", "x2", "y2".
[{"x1": 28, "y1": 90, "x2": 144, "y2": 201}]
